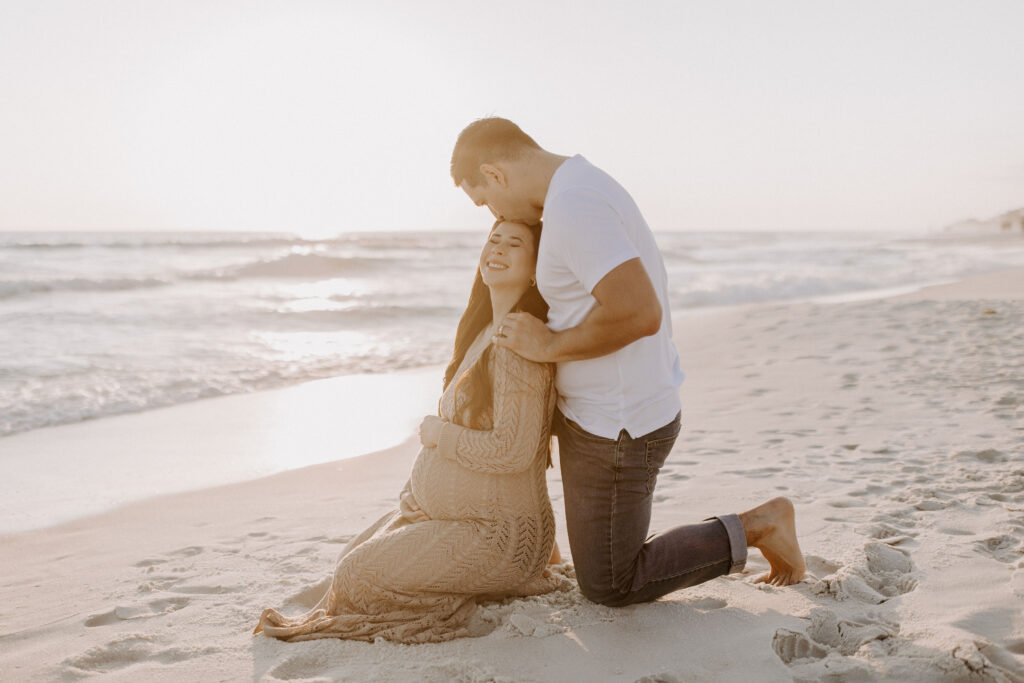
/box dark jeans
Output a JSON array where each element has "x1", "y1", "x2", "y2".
[{"x1": 555, "y1": 410, "x2": 747, "y2": 607}]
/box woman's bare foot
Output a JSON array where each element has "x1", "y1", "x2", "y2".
[
  {"x1": 548, "y1": 541, "x2": 562, "y2": 565},
  {"x1": 738, "y1": 497, "x2": 805, "y2": 586}
]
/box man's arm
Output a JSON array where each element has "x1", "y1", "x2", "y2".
[{"x1": 495, "y1": 257, "x2": 662, "y2": 363}]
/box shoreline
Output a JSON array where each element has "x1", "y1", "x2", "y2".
[
  {"x1": 0, "y1": 365, "x2": 441, "y2": 535},
  {"x1": 3, "y1": 266, "x2": 1023, "y2": 535},
  {"x1": 1, "y1": 267, "x2": 1021, "y2": 680}
]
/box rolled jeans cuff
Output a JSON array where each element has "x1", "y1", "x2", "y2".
[{"x1": 705, "y1": 514, "x2": 747, "y2": 574}]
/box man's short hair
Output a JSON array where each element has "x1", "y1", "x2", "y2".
[{"x1": 450, "y1": 117, "x2": 542, "y2": 188}]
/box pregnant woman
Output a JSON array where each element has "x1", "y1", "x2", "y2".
[{"x1": 254, "y1": 220, "x2": 563, "y2": 643}]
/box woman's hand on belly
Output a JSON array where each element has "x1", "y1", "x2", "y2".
[{"x1": 399, "y1": 489, "x2": 430, "y2": 523}]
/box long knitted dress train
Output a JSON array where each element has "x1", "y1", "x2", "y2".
[{"x1": 254, "y1": 332, "x2": 560, "y2": 643}]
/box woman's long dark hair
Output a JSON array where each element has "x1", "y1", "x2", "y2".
[{"x1": 443, "y1": 220, "x2": 549, "y2": 433}]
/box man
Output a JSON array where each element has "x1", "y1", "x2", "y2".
[{"x1": 451, "y1": 117, "x2": 804, "y2": 606}]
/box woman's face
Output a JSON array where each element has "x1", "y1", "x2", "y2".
[{"x1": 479, "y1": 221, "x2": 536, "y2": 291}]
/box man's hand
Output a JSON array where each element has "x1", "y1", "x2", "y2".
[
  {"x1": 493, "y1": 312, "x2": 556, "y2": 362},
  {"x1": 418, "y1": 415, "x2": 445, "y2": 447},
  {"x1": 495, "y1": 259, "x2": 662, "y2": 364}
]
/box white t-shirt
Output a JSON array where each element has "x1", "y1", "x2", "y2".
[{"x1": 537, "y1": 155, "x2": 684, "y2": 440}]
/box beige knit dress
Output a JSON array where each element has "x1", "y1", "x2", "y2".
[{"x1": 254, "y1": 330, "x2": 560, "y2": 643}]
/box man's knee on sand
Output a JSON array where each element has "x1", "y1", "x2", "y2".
[{"x1": 574, "y1": 569, "x2": 640, "y2": 607}]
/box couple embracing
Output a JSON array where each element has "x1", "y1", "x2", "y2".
[{"x1": 255, "y1": 118, "x2": 804, "y2": 643}]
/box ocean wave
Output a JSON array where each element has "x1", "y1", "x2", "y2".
[
  {"x1": 0, "y1": 276, "x2": 171, "y2": 300},
  {"x1": 0, "y1": 232, "x2": 482, "y2": 252},
  {"x1": 264, "y1": 305, "x2": 460, "y2": 328},
  {"x1": 670, "y1": 275, "x2": 883, "y2": 308},
  {"x1": 193, "y1": 253, "x2": 395, "y2": 280},
  {"x1": 0, "y1": 347, "x2": 451, "y2": 438},
  {"x1": 0, "y1": 234, "x2": 305, "y2": 250},
  {"x1": 0, "y1": 254, "x2": 405, "y2": 301}
]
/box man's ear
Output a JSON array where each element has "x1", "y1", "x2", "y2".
[{"x1": 479, "y1": 163, "x2": 507, "y2": 188}]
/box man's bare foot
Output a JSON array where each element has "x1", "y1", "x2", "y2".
[{"x1": 738, "y1": 497, "x2": 805, "y2": 586}]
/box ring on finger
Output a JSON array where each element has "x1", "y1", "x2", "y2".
[{"x1": 498, "y1": 324, "x2": 504, "y2": 336}]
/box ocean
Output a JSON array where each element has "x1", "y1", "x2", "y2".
[{"x1": 3, "y1": 229, "x2": 1023, "y2": 439}]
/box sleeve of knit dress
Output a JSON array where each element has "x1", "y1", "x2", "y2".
[{"x1": 436, "y1": 346, "x2": 553, "y2": 474}]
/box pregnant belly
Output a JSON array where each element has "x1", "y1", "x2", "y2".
[{"x1": 409, "y1": 446, "x2": 498, "y2": 520}]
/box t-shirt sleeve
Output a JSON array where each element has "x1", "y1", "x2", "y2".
[{"x1": 544, "y1": 188, "x2": 640, "y2": 294}]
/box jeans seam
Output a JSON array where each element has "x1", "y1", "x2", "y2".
[
  {"x1": 629, "y1": 557, "x2": 729, "y2": 593},
  {"x1": 644, "y1": 435, "x2": 675, "y2": 494},
  {"x1": 606, "y1": 433, "x2": 622, "y2": 595}
]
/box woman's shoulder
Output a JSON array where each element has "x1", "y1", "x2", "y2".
[{"x1": 490, "y1": 345, "x2": 554, "y2": 384}]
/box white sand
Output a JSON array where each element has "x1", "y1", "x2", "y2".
[{"x1": 1, "y1": 270, "x2": 1022, "y2": 682}]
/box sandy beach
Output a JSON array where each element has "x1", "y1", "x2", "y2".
[{"x1": 1, "y1": 269, "x2": 1022, "y2": 682}]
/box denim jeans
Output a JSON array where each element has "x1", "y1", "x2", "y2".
[{"x1": 555, "y1": 410, "x2": 747, "y2": 606}]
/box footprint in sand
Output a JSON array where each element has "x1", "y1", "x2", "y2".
[
  {"x1": 776, "y1": 605, "x2": 1024, "y2": 680},
  {"x1": 723, "y1": 466, "x2": 784, "y2": 479},
  {"x1": 63, "y1": 635, "x2": 220, "y2": 676},
  {"x1": 84, "y1": 597, "x2": 191, "y2": 627},
  {"x1": 170, "y1": 583, "x2": 242, "y2": 595},
  {"x1": 826, "y1": 498, "x2": 867, "y2": 509},
  {"x1": 133, "y1": 558, "x2": 168, "y2": 568},
  {"x1": 974, "y1": 534, "x2": 1024, "y2": 564},
  {"x1": 812, "y1": 542, "x2": 917, "y2": 604},
  {"x1": 951, "y1": 641, "x2": 1024, "y2": 681},
  {"x1": 846, "y1": 484, "x2": 892, "y2": 497},
  {"x1": 955, "y1": 448, "x2": 1008, "y2": 464},
  {"x1": 634, "y1": 673, "x2": 683, "y2": 683},
  {"x1": 913, "y1": 498, "x2": 954, "y2": 512},
  {"x1": 857, "y1": 518, "x2": 919, "y2": 547},
  {"x1": 986, "y1": 492, "x2": 1023, "y2": 504},
  {"x1": 267, "y1": 652, "x2": 337, "y2": 681},
  {"x1": 685, "y1": 597, "x2": 727, "y2": 610},
  {"x1": 772, "y1": 607, "x2": 898, "y2": 663},
  {"x1": 803, "y1": 555, "x2": 842, "y2": 580}
]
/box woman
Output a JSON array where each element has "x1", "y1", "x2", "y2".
[{"x1": 254, "y1": 220, "x2": 562, "y2": 644}]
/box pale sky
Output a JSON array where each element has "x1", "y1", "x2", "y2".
[{"x1": 2, "y1": 0, "x2": 1022, "y2": 234}]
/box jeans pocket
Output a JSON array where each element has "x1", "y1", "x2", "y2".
[{"x1": 644, "y1": 432, "x2": 679, "y2": 493}]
